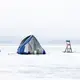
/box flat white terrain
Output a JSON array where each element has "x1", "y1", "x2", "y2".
[{"x1": 0, "y1": 44, "x2": 80, "y2": 80}]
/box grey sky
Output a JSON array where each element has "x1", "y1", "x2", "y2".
[{"x1": 0, "y1": 0, "x2": 80, "y2": 41}]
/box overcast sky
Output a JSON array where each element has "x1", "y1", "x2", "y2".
[{"x1": 0, "y1": 0, "x2": 80, "y2": 41}]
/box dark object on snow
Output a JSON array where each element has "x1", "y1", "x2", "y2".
[
  {"x1": 17, "y1": 35, "x2": 46, "y2": 55},
  {"x1": 64, "y1": 40, "x2": 72, "y2": 53}
]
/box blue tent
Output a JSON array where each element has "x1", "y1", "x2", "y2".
[{"x1": 17, "y1": 35, "x2": 46, "y2": 54}]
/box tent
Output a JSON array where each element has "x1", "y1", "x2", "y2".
[{"x1": 17, "y1": 35, "x2": 46, "y2": 54}]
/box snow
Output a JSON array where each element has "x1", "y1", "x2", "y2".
[{"x1": 0, "y1": 44, "x2": 80, "y2": 80}]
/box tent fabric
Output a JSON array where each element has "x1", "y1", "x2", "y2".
[{"x1": 17, "y1": 35, "x2": 46, "y2": 54}]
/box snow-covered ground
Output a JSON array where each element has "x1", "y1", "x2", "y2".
[{"x1": 0, "y1": 44, "x2": 80, "y2": 80}]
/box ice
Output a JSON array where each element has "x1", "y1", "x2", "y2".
[{"x1": 0, "y1": 44, "x2": 80, "y2": 80}]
